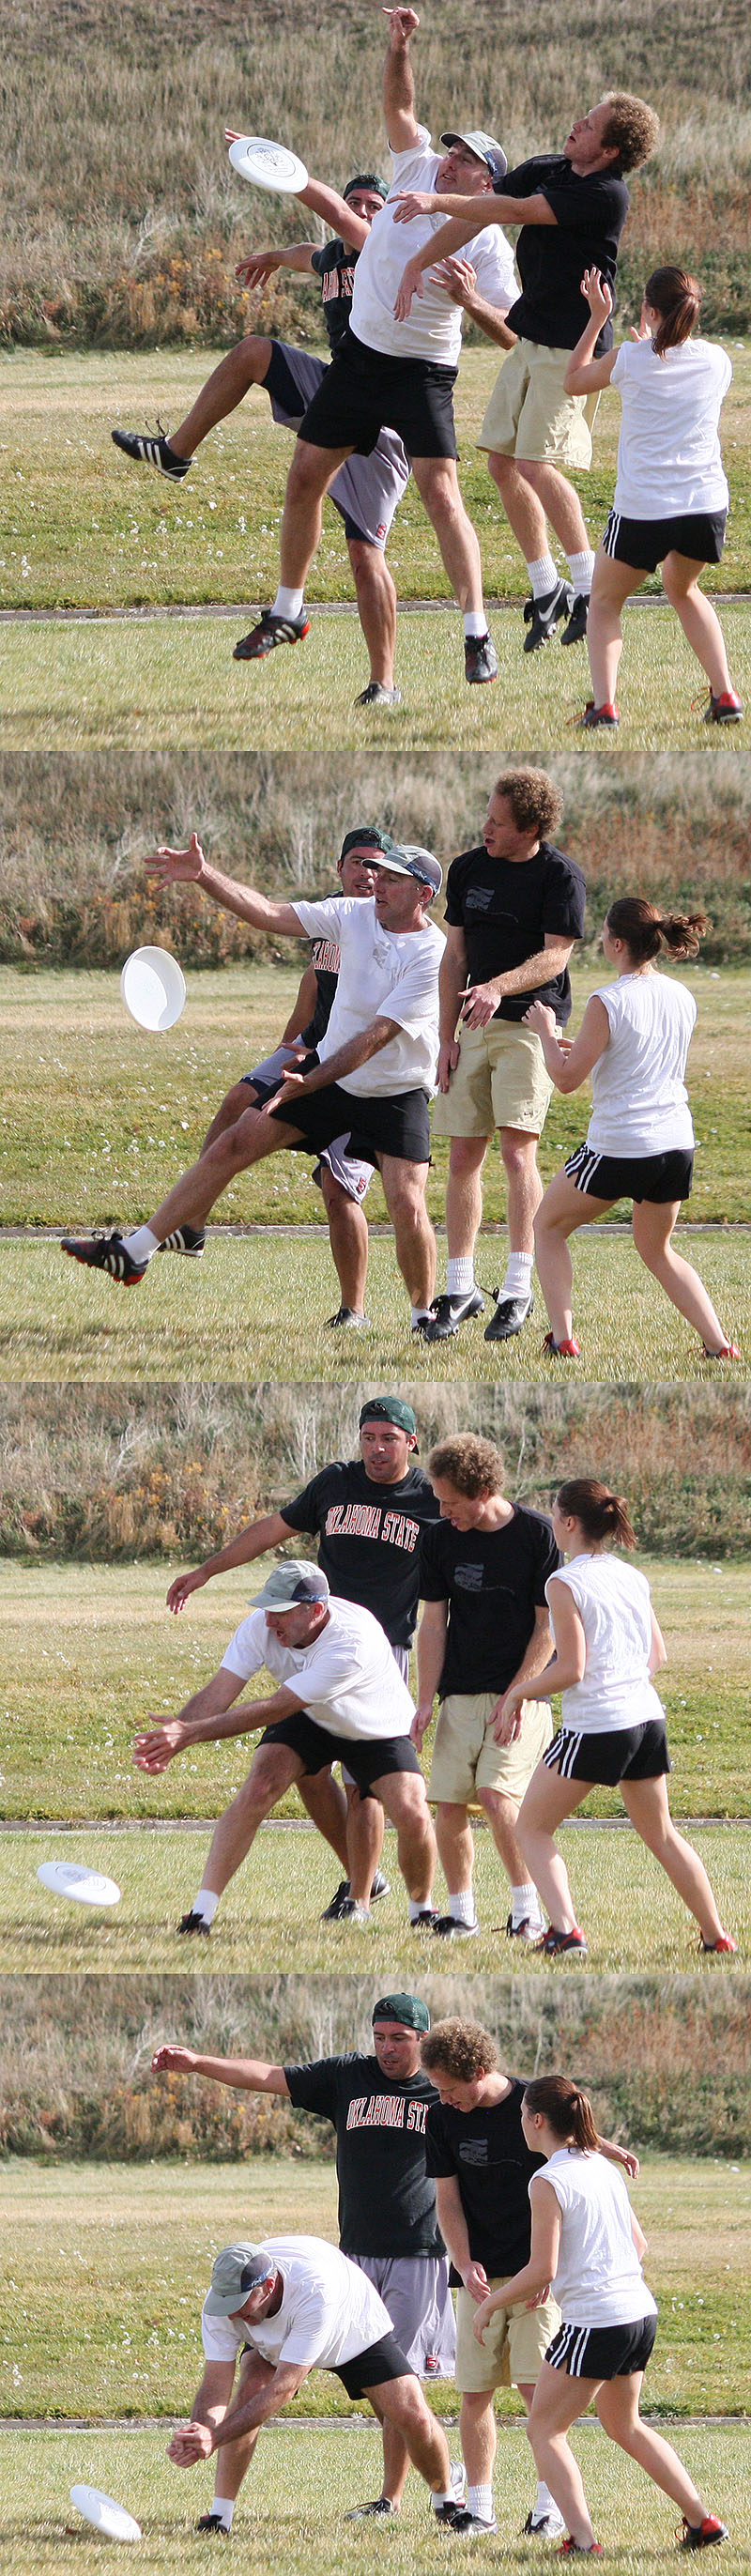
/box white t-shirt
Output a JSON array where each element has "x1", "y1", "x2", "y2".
[
  {"x1": 586, "y1": 973, "x2": 697, "y2": 1155},
  {"x1": 545, "y1": 1553, "x2": 665, "y2": 1735},
  {"x1": 610, "y1": 336, "x2": 731, "y2": 518},
  {"x1": 350, "y1": 128, "x2": 516, "y2": 361},
  {"x1": 292, "y1": 893, "x2": 444, "y2": 1096},
  {"x1": 201, "y1": 2235, "x2": 391, "y2": 2370},
  {"x1": 540, "y1": 2152, "x2": 657, "y2": 2328},
  {"x1": 221, "y1": 1596, "x2": 415, "y2": 1742}
]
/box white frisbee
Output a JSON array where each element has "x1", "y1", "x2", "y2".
[
  {"x1": 120, "y1": 946, "x2": 187, "y2": 1032},
  {"x1": 228, "y1": 133, "x2": 309, "y2": 193},
  {"x1": 38, "y1": 1861, "x2": 121, "y2": 1909},
  {"x1": 69, "y1": 2484, "x2": 142, "y2": 2542}
]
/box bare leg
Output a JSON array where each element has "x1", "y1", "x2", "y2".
[
  {"x1": 380, "y1": 2419, "x2": 410, "y2": 2508},
  {"x1": 587, "y1": 548, "x2": 644, "y2": 705},
  {"x1": 477, "y1": 1786, "x2": 529, "y2": 1894},
  {"x1": 516, "y1": 1762, "x2": 592, "y2": 1933},
  {"x1": 631, "y1": 1200, "x2": 733, "y2": 1353},
  {"x1": 517, "y1": 459, "x2": 591, "y2": 556},
  {"x1": 435, "y1": 1803, "x2": 475, "y2": 1900},
  {"x1": 460, "y1": 2389, "x2": 497, "y2": 2490},
  {"x1": 662, "y1": 552, "x2": 735, "y2": 696},
  {"x1": 533, "y1": 1171, "x2": 617, "y2": 1344},
  {"x1": 200, "y1": 1081, "x2": 258, "y2": 1154},
  {"x1": 526, "y1": 2360, "x2": 601, "y2": 2547},
  {"x1": 199, "y1": 1744, "x2": 303, "y2": 1899},
  {"x1": 210, "y1": 2351, "x2": 272, "y2": 2512},
  {"x1": 279, "y1": 437, "x2": 357, "y2": 589},
  {"x1": 486, "y1": 452, "x2": 550, "y2": 561},
  {"x1": 295, "y1": 1768, "x2": 351, "y2": 1871},
  {"x1": 346, "y1": 537, "x2": 398, "y2": 691},
  {"x1": 595, "y1": 2374, "x2": 709, "y2": 2523},
  {"x1": 170, "y1": 337, "x2": 275, "y2": 459},
  {"x1": 378, "y1": 1156, "x2": 436, "y2": 1311},
  {"x1": 371, "y1": 2373, "x2": 452, "y2": 2496},
  {"x1": 445, "y1": 1135, "x2": 490, "y2": 1261},
  {"x1": 345, "y1": 1784, "x2": 385, "y2": 1907},
  {"x1": 317, "y1": 1161, "x2": 370, "y2": 1313},
  {"x1": 373, "y1": 1771, "x2": 436, "y2": 1907},
  {"x1": 145, "y1": 1101, "x2": 303, "y2": 1244},
  {"x1": 410, "y1": 455, "x2": 485, "y2": 617},
  {"x1": 498, "y1": 1127, "x2": 543, "y2": 1256},
  {"x1": 621, "y1": 1774, "x2": 728, "y2": 1944}
]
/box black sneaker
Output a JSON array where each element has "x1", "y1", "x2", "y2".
[
  {"x1": 679, "y1": 2518, "x2": 729, "y2": 2550},
  {"x1": 560, "y1": 592, "x2": 590, "y2": 646},
  {"x1": 335, "y1": 1896, "x2": 374, "y2": 1926},
  {"x1": 523, "y1": 580, "x2": 574, "y2": 652},
  {"x1": 507, "y1": 1913, "x2": 544, "y2": 1944},
  {"x1": 451, "y1": 2507, "x2": 498, "y2": 2536},
  {"x1": 483, "y1": 1289, "x2": 534, "y2": 1342},
  {"x1": 434, "y1": 2504, "x2": 462, "y2": 2527},
  {"x1": 411, "y1": 1908, "x2": 442, "y2": 1930},
  {"x1": 433, "y1": 1913, "x2": 480, "y2": 1940},
  {"x1": 426, "y1": 1288, "x2": 484, "y2": 1342},
  {"x1": 195, "y1": 2510, "x2": 231, "y2": 2535},
  {"x1": 158, "y1": 1226, "x2": 206, "y2": 1258},
  {"x1": 537, "y1": 1926, "x2": 588, "y2": 1957},
  {"x1": 61, "y1": 1231, "x2": 146, "y2": 1285},
  {"x1": 321, "y1": 1867, "x2": 391, "y2": 1921},
  {"x1": 703, "y1": 692, "x2": 742, "y2": 726},
  {"x1": 411, "y1": 1315, "x2": 437, "y2": 1342},
  {"x1": 523, "y1": 2507, "x2": 567, "y2": 2538},
  {"x1": 178, "y1": 1909, "x2": 211, "y2": 1936},
  {"x1": 345, "y1": 2498, "x2": 397, "y2": 2520},
  {"x1": 465, "y1": 633, "x2": 498, "y2": 683},
  {"x1": 112, "y1": 427, "x2": 191, "y2": 480},
  {"x1": 353, "y1": 682, "x2": 402, "y2": 707},
  {"x1": 233, "y1": 607, "x2": 311, "y2": 660},
  {"x1": 324, "y1": 1306, "x2": 369, "y2": 1329}
]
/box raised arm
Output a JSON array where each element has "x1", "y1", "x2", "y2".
[
  {"x1": 152, "y1": 2045, "x2": 290, "y2": 2093},
  {"x1": 383, "y1": 7, "x2": 421, "y2": 154},
  {"x1": 432, "y1": 256, "x2": 517, "y2": 350},
  {"x1": 564, "y1": 268, "x2": 621, "y2": 393},
  {"x1": 166, "y1": 1510, "x2": 298, "y2": 1615},
  {"x1": 146, "y1": 834, "x2": 307, "y2": 937}
]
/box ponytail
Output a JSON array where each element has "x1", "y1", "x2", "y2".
[
  {"x1": 644, "y1": 265, "x2": 702, "y2": 357},
  {"x1": 556, "y1": 1477, "x2": 636, "y2": 1550},
  {"x1": 524, "y1": 2076, "x2": 600, "y2": 2154},
  {"x1": 605, "y1": 895, "x2": 707, "y2": 963}
]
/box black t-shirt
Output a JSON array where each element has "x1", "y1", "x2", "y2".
[
  {"x1": 443, "y1": 839, "x2": 586, "y2": 1025},
  {"x1": 300, "y1": 927, "x2": 341, "y2": 1049},
  {"x1": 284, "y1": 2052, "x2": 444, "y2": 2258},
  {"x1": 425, "y1": 2078, "x2": 544, "y2": 2277},
  {"x1": 281, "y1": 1459, "x2": 439, "y2": 1648},
  {"x1": 311, "y1": 238, "x2": 360, "y2": 357},
  {"x1": 419, "y1": 1506, "x2": 560, "y2": 1694},
  {"x1": 494, "y1": 155, "x2": 629, "y2": 351}
]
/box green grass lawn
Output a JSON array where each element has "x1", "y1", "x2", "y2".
[{"x1": 2, "y1": 1557, "x2": 749, "y2": 1823}]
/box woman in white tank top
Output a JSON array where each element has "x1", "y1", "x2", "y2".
[
  {"x1": 498, "y1": 1477, "x2": 735, "y2": 1960},
  {"x1": 525, "y1": 896, "x2": 740, "y2": 1363},
  {"x1": 471, "y1": 2075, "x2": 728, "y2": 2555}
]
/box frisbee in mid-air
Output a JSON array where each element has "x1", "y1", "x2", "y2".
[
  {"x1": 38, "y1": 1861, "x2": 121, "y2": 1909},
  {"x1": 120, "y1": 946, "x2": 187, "y2": 1032},
  {"x1": 69, "y1": 2485, "x2": 142, "y2": 2542},
  {"x1": 228, "y1": 133, "x2": 309, "y2": 193}
]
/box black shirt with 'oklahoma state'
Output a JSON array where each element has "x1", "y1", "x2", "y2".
[{"x1": 284, "y1": 2053, "x2": 443, "y2": 2258}]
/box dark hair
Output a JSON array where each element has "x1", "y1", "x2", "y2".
[
  {"x1": 421, "y1": 2019, "x2": 499, "y2": 2082},
  {"x1": 345, "y1": 173, "x2": 387, "y2": 202},
  {"x1": 492, "y1": 766, "x2": 562, "y2": 839},
  {"x1": 428, "y1": 1434, "x2": 505, "y2": 1500},
  {"x1": 523, "y1": 2075, "x2": 600, "y2": 2154},
  {"x1": 556, "y1": 1478, "x2": 636, "y2": 1549},
  {"x1": 644, "y1": 265, "x2": 702, "y2": 357},
  {"x1": 605, "y1": 895, "x2": 707, "y2": 962},
  {"x1": 600, "y1": 93, "x2": 660, "y2": 173}
]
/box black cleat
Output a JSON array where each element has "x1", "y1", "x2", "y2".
[
  {"x1": 61, "y1": 1231, "x2": 146, "y2": 1285},
  {"x1": 112, "y1": 427, "x2": 191, "y2": 480},
  {"x1": 483, "y1": 1289, "x2": 534, "y2": 1342},
  {"x1": 345, "y1": 2498, "x2": 397, "y2": 2520},
  {"x1": 465, "y1": 633, "x2": 498, "y2": 683},
  {"x1": 560, "y1": 592, "x2": 590, "y2": 646},
  {"x1": 335, "y1": 1897, "x2": 375, "y2": 1926},
  {"x1": 451, "y1": 2507, "x2": 498, "y2": 2536},
  {"x1": 411, "y1": 1908, "x2": 442, "y2": 1931},
  {"x1": 507, "y1": 1913, "x2": 544, "y2": 1944},
  {"x1": 425, "y1": 1288, "x2": 484, "y2": 1342},
  {"x1": 324, "y1": 1305, "x2": 369, "y2": 1329},
  {"x1": 321, "y1": 1868, "x2": 391, "y2": 1921},
  {"x1": 353, "y1": 682, "x2": 402, "y2": 707},
  {"x1": 523, "y1": 579, "x2": 574, "y2": 652},
  {"x1": 233, "y1": 607, "x2": 311, "y2": 660},
  {"x1": 158, "y1": 1225, "x2": 206, "y2": 1257},
  {"x1": 537, "y1": 1926, "x2": 588, "y2": 1957},
  {"x1": 433, "y1": 1913, "x2": 480, "y2": 1940},
  {"x1": 679, "y1": 2519, "x2": 729, "y2": 2550},
  {"x1": 178, "y1": 1909, "x2": 211, "y2": 1936},
  {"x1": 195, "y1": 2510, "x2": 231, "y2": 2535}
]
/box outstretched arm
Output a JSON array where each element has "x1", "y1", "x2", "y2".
[
  {"x1": 146, "y1": 835, "x2": 308, "y2": 937},
  {"x1": 133, "y1": 1677, "x2": 305, "y2": 1773},
  {"x1": 166, "y1": 1510, "x2": 298, "y2": 1615},
  {"x1": 152, "y1": 2045, "x2": 290, "y2": 2093},
  {"x1": 260, "y1": 1013, "x2": 401, "y2": 1112},
  {"x1": 383, "y1": 7, "x2": 421, "y2": 154},
  {"x1": 170, "y1": 2358, "x2": 307, "y2": 2463}
]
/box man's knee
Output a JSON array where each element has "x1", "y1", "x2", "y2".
[
  {"x1": 449, "y1": 1135, "x2": 489, "y2": 1178},
  {"x1": 286, "y1": 438, "x2": 332, "y2": 503},
  {"x1": 238, "y1": 1750, "x2": 294, "y2": 1817},
  {"x1": 499, "y1": 1128, "x2": 539, "y2": 1179},
  {"x1": 383, "y1": 1164, "x2": 429, "y2": 1225},
  {"x1": 413, "y1": 457, "x2": 462, "y2": 522}
]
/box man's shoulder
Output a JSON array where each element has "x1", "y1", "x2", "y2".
[
  {"x1": 445, "y1": 843, "x2": 487, "y2": 888},
  {"x1": 498, "y1": 152, "x2": 564, "y2": 195},
  {"x1": 539, "y1": 839, "x2": 587, "y2": 895},
  {"x1": 311, "y1": 238, "x2": 349, "y2": 276}
]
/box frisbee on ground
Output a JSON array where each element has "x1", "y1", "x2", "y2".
[
  {"x1": 120, "y1": 946, "x2": 187, "y2": 1032},
  {"x1": 69, "y1": 2485, "x2": 142, "y2": 2543},
  {"x1": 228, "y1": 134, "x2": 309, "y2": 192},
  {"x1": 38, "y1": 1861, "x2": 121, "y2": 1909}
]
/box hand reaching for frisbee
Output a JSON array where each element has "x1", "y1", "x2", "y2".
[
  {"x1": 152, "y1": 2045, "x2": 197, "y2": 2075},
  {"x1": 166, "y1": 1566, "x2": 207, "y2": 1615},
  {"x1": 236, "y1": 249, "x2": 284, "y2": 289},
  {"x1": 169, "y1": 2421, "x2": 214, "y2": 2467},
  {"x1": 146, "y1": 834, "x2": 206, "y2": 886},
  {"x1": 133, "y1": 1719, "x2": 189, "y2": 1772}
]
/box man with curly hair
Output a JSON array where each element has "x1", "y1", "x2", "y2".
[
  {"x1": 393, "y1": 91, "x2": 659, "y2": 653},
  {"x1": 427, "y1": 771, "x2": 586, "y2": 1343}
]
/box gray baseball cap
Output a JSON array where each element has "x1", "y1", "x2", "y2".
[
  {"x1": 205, "y1": 2242, "x2": 276, "y2": 2317},
  {"x1": 439, "y1": 129, "x2": 508, "y2": 182},
  {"x1": 371, "y1": 842, "x2": 442, "y2": 895},
  {"x1": 252, "y1": 1560, "x2": 330, "y2": 1614}
]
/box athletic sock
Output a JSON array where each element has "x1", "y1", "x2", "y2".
[
  {"x1": 192, "y1": 1888, "x2": 220, "y2": 1926},
  {"x1": 467, "y1": 2485, "x2": 494, "y2": 2522},
  {"x1": 512, "y1": 1881, "x2": 543, "y2": 1928},
  {"x1": 432, "y1": 2491, "x2": 459, "y2": 2512},
  {"x1": 271, "y1": 584, "x2": 304, "y2": 620},
  {"x1": 463, "y1": 610, "x2": 487, "y2": 637},
  {"x1": 536, "y1": 2482, "x2": 559, "y2": 2519},
  {"x1": 448, "y1": 1888, "x2": 478, "y2": 1925},
  {"x1": 211, "y1": 2499, "x2": 235, "y2": 2531},
  {"x1": 500, "y1": 1251, "x2": 533, "y2": 1298},
  {"x1": 411, "y1": 1306, "x2": 433, "y2": 1328},
  {"x1": 527, "y1": 553, "x2": 559, "y2": 599},
  {"x1": 409, "y1": 1896, "x2": 434, "y2": 1921},
  {"x1": 447, "y1": 1257, "x2": 475, "y2": 1296},
  {"x1": 566, "y1": 548, "x2": 595, "y2": 595},
  {"x1": 123, "y1": 1225, "x2": 161, "y2": 1264}
]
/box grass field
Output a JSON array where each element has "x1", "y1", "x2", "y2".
[{"x1": 3, "y1": 1557, "x2": 750, "y2": 1822}]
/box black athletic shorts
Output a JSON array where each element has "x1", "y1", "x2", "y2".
[
  {"x1": 546, "y1": 2314, "x2": 657, "y2": 2381},
  {"x1": 602, "y1": 507, "x2": 727, "y2": 573},
  {"x1": 299, "y1": 323, "x2": 459, "y2": 461},
  {"x1": 334, "y1": 2329, "x2": 412, "y2": 2398},
  {"x1": 267, "y1": 1059, "x2": 431, "y2": 1165},
  {"x1": 564, "y1": 1142, "x2": 694, "y2": 1204},
  {"x1": 260, "y1": 1708, "x2": 422, "y2": 1797},
  {"x1": 542, "y1": 1716, "x2": 671, "y2": 1786}
]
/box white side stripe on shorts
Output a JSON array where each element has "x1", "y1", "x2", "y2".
[
  {"x1": 565, "y1": 1142, "x2": 607, "y2": 1195},
  {"x1": 544, "y1": 1729, "x2": 584, "y2": 1779},
  {"x1": 603, "y1": 509, "x2": 621, "y2": 560},
  {"x1": 555, "y1": 2322, "x2": 593, "y2": 2377}
]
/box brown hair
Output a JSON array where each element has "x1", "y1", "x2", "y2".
[
  {"x1": 493, "y1": 768, "x2": 562, "y2": 839},
  {"x1": 644, "y1": 266, "x2": 702, "y2": 357},
  {"x1": 601, "y1": 92, "x2": 660, "y2": 173},
  {"x1": 421, "y1": 2019, "x2": 499, "y2": 2083},
  {"x1": 605, "y1": 895, "x2": 708, "y2": 962},
  {"x1": 556, "y1": 1479, "x2": 636, "y2": 1549},
  {"x1": 523, "y1": 2075, "x2": 600, "y2": 2154},
  {"x1": 428, "y1": 1434, "x2": 506, "y2": 1500}
]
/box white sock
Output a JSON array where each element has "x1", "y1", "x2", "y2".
[
  {"x1": 467, "y1": 2485, "x2": 494, "y2": 2522},
  {"x1": 449, "y1": 1888, "x2": 477, "y2": 1925},
  {"x1": 271, "y1": 584, "x2": 304, "y2": 619},
  {"x1": 192, "y1": 1888, "x2": 220, "y2": 1925},
  {"x1": 566, "y1": 548, "x2": 595, "y2": 594},
  {"x1": 527, "y1": 553, "x2": 558, "y2": 599},
  {"x1": 463, "y1": 609, "x2": 486, "y2": 637},
  {"x1": 409, "y1": 1896, "x2": 433, "y2": 1920},
  {"x1": 211, "y1": 2499, "x2": 235, "y2": 2530},
  {"x1": 447, "y1": 1257, "x2": 475, "y2": 1296},
  {"x1": 501, "y1": 1251, "x2": 533, "y2": 1298},
  {"x1": 512, "y1": 1881, "x2": 543, "y2": 1927},
  {"x1": 124, "y1": 1225, "x2": 161, "y2": 1263},
  {"x1": 537, "y1": 2481, "x2": 561, "y2": 2519},
  {"x1": 411, "y1": 1306, "x2": 433, "y2": 1327},
  {"x1": 432, "y1": 2491, "x2": 458, "y2": 2511}
]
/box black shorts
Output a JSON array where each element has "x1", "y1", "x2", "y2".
[
  {"x1": 546, "y1": 2314, "x2": 657, "y2": 2381},
  {"x1": 335, "y1": 2329, "x2": 412, "y2": 2399},
  {"x1": 564, "y1": 1142, "x2": 694, "y2": 1204},
  {"x1": 299, "y1": 323, "x2": 458, "y2": 461},
  {"x1": 602, "y1": 507, "x2": 727, "y2": 573},
  {"x1": 267, "y1": 1060, "x2": 431, "y2": 1166},
  {"x1": 260, "y1": 1708, "x2": 421, "y2": 1797},
  {"x1": 543, "y1": 1717, "x2": 671, "y2": 1786}
]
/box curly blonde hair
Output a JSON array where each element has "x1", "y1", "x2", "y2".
[{"x1": 602, "y1": 93, "x2": 660, "y2": 173}]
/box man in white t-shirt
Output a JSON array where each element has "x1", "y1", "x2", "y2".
[
  {"x1": 168, "y1": 2232, "x2": 458, "y2": 2538},
  {"x1": 236, "y1": 6, "x2": 517, "y2": 687},
  {"x1": 62, "y1": 833, "x2": 445, "y2": 1335},
  {"x1": 133, "y1": 1559, "x2": 438, "y2": 1936}
]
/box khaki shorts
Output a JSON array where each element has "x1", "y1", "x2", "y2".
[
  {"x1": 478, "y1": 338, "x2": 601, "y2": 469},
  {"x1": 431, "y1": 1020, "x2": 554, "y2": 1142},
  {"x1": 455, "y1": 2279, "x2": 560, "y2": 2393},
  {"x1": 429, "y1": 1694, "x2": 553, "y2": 1804}
]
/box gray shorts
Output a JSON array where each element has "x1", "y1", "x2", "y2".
[
  {"x1": 265, "y1": 341, "x2": 410, "y2": 549},
  {"x1": 354, "y1": 2254, "x2": 456, "y2": 2378}
]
